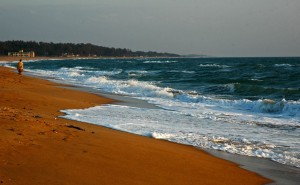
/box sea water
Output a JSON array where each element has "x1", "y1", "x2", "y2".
[{"x1": 3, "y1": 57, "x2": 300, "y2": 168}]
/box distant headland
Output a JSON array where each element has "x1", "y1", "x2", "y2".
[{"x1": 0, "y1": 40, "x2": 180, "y2": 58}]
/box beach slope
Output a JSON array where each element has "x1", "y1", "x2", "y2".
[{"x1": 0, "y1": 66, "x2": 271, "y2": 185}]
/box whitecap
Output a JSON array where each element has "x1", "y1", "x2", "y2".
[
  {"x1": 274, "y1": 64, "x2": 293, "y2": 67},
  {"x1": 143, "y1": 60, "x2": 178, "y2": 64},
  {"x1": 199, "y1": 64, "x2": 229, "y2": 68}
]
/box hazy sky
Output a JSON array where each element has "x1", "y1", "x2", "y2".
[{"x1": 1, "y1": 0, "x2": 300, "y2": 57}]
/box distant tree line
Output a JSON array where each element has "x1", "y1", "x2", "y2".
[{"x1": 0, "y1": 40, "x2": 179, "y2": 57}]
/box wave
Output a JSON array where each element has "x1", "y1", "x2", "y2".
[
  {"x1": 28, "y1": 65, "x2": 300, "y2": 119},
  {"x1": 221, "y1": 83, "x2": 300, "y2": 100},
  {"x1": 199, "y1": 64, "x2": 230, "y2": 68},
  {"x1": 169, "y1": 70, "x2": 196, "y2": 74},
  {"x1": 85, "y1": 76, "x2": 174, "y2": 98},
  {"x1": 250, "y1": 78, "x2": 263, "y2": 82},
  {"x1": 0, "y1": 63, "x2": 16, "y2": 68},
  {"x1": 163, "y1": 91, "x2": 300, "y2": 120},
  {"x1": 0, "y1": 59, "x2": 46, "y2": 64},
  {"x1": 126, "y1": 70, "x2": 161, "y2": 77},
  {"x1": 83, "y1": 73, "x2": 300, "y2": 119},
  {"x1": 0, "y1": 61, "x2": 17, "y2": 63},
  {"x1": 20, "y1": 65, "x2": 300, "y2": 121},
  {"x1": 143, "y1": 60, "x2": 178, "y2": 64},
  {"x1": 253, "y1": 99, "x2": 285, "y2": 113},
  {"x1": 274, "y1": 64, "x2": 293, "y2": 67}
]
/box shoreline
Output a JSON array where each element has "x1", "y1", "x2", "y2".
[
  {"x1": 57, "y1": 80, "x2": 300, "y2": 185},
  {"x1": 206, "y1": 149, "x2": 300, "y2": 185},
  {"x1": 0, "y1": 65, "x2": 272, "y2": 184},
  {"x1": 2, "y1": 56, "x2": 300, "y2": 184}
]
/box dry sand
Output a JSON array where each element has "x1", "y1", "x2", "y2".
[{"x1": 0, "y1": 63, "x2": 272, "y2": 185}]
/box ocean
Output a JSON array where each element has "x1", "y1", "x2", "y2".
[{"x1": 3, "y1": 57, "x2": 300, "y2": 168}]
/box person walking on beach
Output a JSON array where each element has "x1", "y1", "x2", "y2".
[{"x1": 17, "y1": 59, "x2": 24, "y2": 75}]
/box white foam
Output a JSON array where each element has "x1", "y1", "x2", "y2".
[
  {"x1": 85, "y1": 76, "x2": 174, "y2": 98},
  {"x1": 151, "y1": 132, "x2": 176, "y2": 139},
  {"x1": 274, "y1": 64, "x2": 293, "y2": 67},
  {"x1": 0, "y1": 63, "x2": 16, "y2": 69},
  {"x1": 94, "y1": 69, "x2": 123, "y2": 76},
  {"x1": 61, "y1": 104, "x2": 300, "y2": 168},
  {"x1": 143, "y1": 60, "x2": 178, "y2": 64},
  {"x1": 126, "y1": 70, "x2": 161, "y2": 77},
  {"x1": 199, "y1": 64, "x2": 230, "y2": 68},
  {"x1": 250, "y1": 78, "x2": 263, "y2": 82},
  {"x1": 169, "y1": 70, "x2": 196, "y2": 74},
  {"x1": 69, "y1": 72, "x2": 84, "y2": 77},
  {"x1": 224, "y1": 83, "x2": 238, "y2": 93}
]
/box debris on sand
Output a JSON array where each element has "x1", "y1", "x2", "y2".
[{"x1": 66, "y1": 124, "x2": 85, "y2": 131}]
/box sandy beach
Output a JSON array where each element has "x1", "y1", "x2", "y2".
[{"x1": 0, "y1": 58, "x2": 271, "y2": 184}]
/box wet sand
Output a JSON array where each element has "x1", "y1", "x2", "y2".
[
  {"x1": 206, "y1": 149, "x2": 300, "y2": 185},
  {"x1": 0, "y1": 63, "x2": 271, "y2": 184}
]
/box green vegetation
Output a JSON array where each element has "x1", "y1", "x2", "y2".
[{"x1": 0, "y1": 40, "x2": 179, "y2": 57}]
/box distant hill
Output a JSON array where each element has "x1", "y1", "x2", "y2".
[{"x1": 0, "y1": 40, "x2": 180, "y2": 58}]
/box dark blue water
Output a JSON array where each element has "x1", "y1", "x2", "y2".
[{"x1": 23, "y1": 57, "x2": 300, "y2": 101}]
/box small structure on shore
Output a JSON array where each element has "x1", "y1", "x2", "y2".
[
  {"x1": 62, "y1": 53, "x2": 79, "y2": 57},
  {"x1": 8, "y1": 50, "x2": 35, "y2": 57}
]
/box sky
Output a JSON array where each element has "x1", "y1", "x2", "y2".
[{"x1": 1, "y1": 0, "x2": 300, "y2": 57}]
